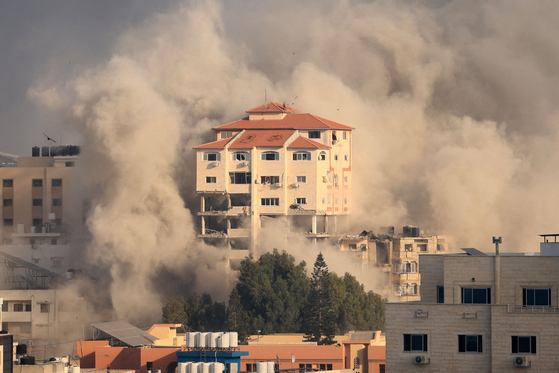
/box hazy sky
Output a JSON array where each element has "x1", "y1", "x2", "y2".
[{"x1": 3, "y1": 0, "x2": 559, "y2": 322}]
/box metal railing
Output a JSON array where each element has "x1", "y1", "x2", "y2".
[{"x1": 507, "y1": 305, "x2": 559, "y2": 313}]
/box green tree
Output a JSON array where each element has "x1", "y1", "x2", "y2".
[
  {"x1": 225, "y1": 288, "x2": 250, "y2": 341},
  {"x1": 303, "y1": 253, "x2": 337, "y2": 345},
  {"x1": 235, "y1": 249, "x2": 310, "y2": 334},
  {"x1": 162, "y1": 296, "x2": 188, "y2": 332}
]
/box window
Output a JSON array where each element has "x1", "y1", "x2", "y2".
[
  {"x1": 327, "y1": 364, "x2": 332, "y2": 371},
  {"x1": 230, "y1": 172, "x2": 251, "y2": 184},
  {"x1": 344, "y1": 198, "x2": 348, "y2": 205},
  {"x1": 334, "y1": 155, "x2": 338, "y2": 161},
  {"x1": 293, "y1": 151, "x2": 311, "y2": 161},
  {"x1": 33, "y1": 199, "x2": 43, "y2": 206},
  {"x1": 203, "y1": 152, "x2": 220, "y2": 162},
  {"x1": 437, "y1": 286, "x2": 444, "y2": 303},
  {"x1": 344, "y1": 155, "x2": 348, "y2": 161},
  {"x1": 405, "y1": 244, "x2": 413, "y2": 251},
  {"x1": 462, "y1": 288, "x2": 491, "y2": 304},
  {"x1": 523, "y1": 288, "x2": 551, "y2": 306},
  {"x1": 261, "y1": 198, "x2": 279, "y2": 206},
  {"x1": 231, "y1": 151, "x2": 250, "y2": 161},
  {"x1": 322, "y1": 198, "x2": 326, "y2": 204},
  {"x1": 512, "y1": 336, "x2": 536, "y2": 354},
  {"x1": 205, "y1": 177, "x2": 216, "y2": 184},
  {"x1": 343, "y1": 131, "x2": 347, "y2": 140},
  {"x1": 40, "y1": 304, "x2": 50, "y2": 313},
  {"x1": 55, "y1": 218, "x2": 62, "y2": 227},
  {"x1": 410, "y1": 262, "x2": 417, "y2": 273},
  {"x1": 296, "y1": 198, "x2": 307, "y2": 205},
  {"x1": 4, "y1": 219, "x2": 13, "y2": 227},
  {"x1": 353, "y1": 358, "x2": 360, "y2": 369},
  {"x1": 220, "y1": 131, "x2": 234, "y2": 139},
  {"x1": 319, "y1": 364, "x2": 325, "y2": 371},
  {"x1": 349, "y1": 244, "x2": 357, "y2": 250},
  {"x1": 13, "y1": 304, "x2": 23, "y2": 312},
  {"x1": 3, "y1": 199, "x2": 12, "y2": 207},
  {"x1": 246, "y1": 364, "x2": 256, "y2": 372},
  {"x1": 296, "y1": 176, "x2": 306, "y2": 183},
  {"x1": 260, "y1": 176, "x2": 279, "y2": 185},
  {"x1": 52, "y1": 198, "x2": 62, "y2": 206},
  {"x1": 418, "y1": 244, "x2": 427, "y2": 252},
  {"x1": 32, "y1": 179, "x2": 43, "y2": 187},
  {"x1": 403, "y1": 334, "x2": 428, "y2": 352},
  {"x1": 3, "y1": 179, "x2": 13, "y2": 187},
  {"x1": 332, "y1": 131, "x2": 338, "y2": 143},
  {"x1": 33, "y1": 219, "x2": 43, "y2": 227},
  {"x1": 1, "y1": 303, "x2": 7, "y2": 312},
  {"x1": 319, "y1": 151, "x2": 326, "y2": 161},
  {"x1": 261, "y1": 151, "x2": 279, "y2": 161},
  {"x1": 344, "y1": 176, "x2": 348, "y2": 183},
  {"x1": 65, "y1": 161, "x2": 75, "y2": 167},
  {"x1": 379, "y1": 365, "x2": 385, "y2": 373},
  {"x1": 308, "y1": 131, "x2": 321, "y2": 139},
  {"x1": 52, "y1": 257, "x2": 62, "y2": 268},
  {"x1": 458, "y1": 335, "x2": 483, "y2": 353},
  {"x1": 52, "y1": 179, "x2": 62, "y2": 187}
]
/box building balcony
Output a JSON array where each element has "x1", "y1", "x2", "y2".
[
  {"x1": 198, "y1": 206, "x2": 251, "y2": 216},
  {"x1": 227, "y1": 228, "x2": 250, "y2": 238},
  {"x1": 3, "y1": 312, "x2": 32, "y2": 322}
]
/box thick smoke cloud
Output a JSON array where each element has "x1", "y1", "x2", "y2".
[{"x1": 27, "y1": 0, "x2": 559, "y2": 322}]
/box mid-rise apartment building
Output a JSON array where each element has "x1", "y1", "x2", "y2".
[
  {"x1": 339, "y1": 227, "x2": 448, "y2": 300},
  {"x1": 386, "y1": 235, "x2": 559, "y2": 371},
  {"x1": 195, "y1": 102, "x2": 353, "y2": 258},
  {"x1": 0, "y1": 146, "x2": 80, "y2": 274}
]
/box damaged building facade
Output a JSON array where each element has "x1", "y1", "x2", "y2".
[
  {"x1": 194, "y1": 102, "x2": 353, "y2": 265},
  {"x1": 339, "y1": 226, "x2": 449, "y2": 300}
]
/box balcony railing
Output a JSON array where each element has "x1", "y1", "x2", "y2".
[{"x1": 507, "y1": 305, "x2": 559, "y2": 313}]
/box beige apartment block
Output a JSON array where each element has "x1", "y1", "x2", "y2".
[
  {"x1": 386, "y1": 237, "x2": 559, "y2": 372},
  {"x1": 338, "y1": 227, "x2": 448, "y2": 301},
  {"x1": 194, "y1": 102, "x2": 353, "y2": 259}
]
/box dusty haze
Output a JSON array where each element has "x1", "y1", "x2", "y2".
[{"x1": 24, "y1": 0, "x2": 559, "y2": 323}]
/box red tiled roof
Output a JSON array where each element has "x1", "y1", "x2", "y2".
[
  {"x1": 287, "y1": 136, "x2": 330, "y2": 149},
  {"x1": 246, "y1": 102, "x2": 298, "y2": 113},
  {"x1": 213, "y1": 113, "x2": 354, "y2": 131},
  {"x1": 193, "y1": 137, "x2": 233, "y2": 149},
  {"x1": 229, "y1": 130, "x2": 295, "y2": 149}
]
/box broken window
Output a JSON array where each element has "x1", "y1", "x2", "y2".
[
  {"x1": 231, "y1": 151, "x2": 250, "y2": 161},
  {"x1": 319, "y1": 151, "x2": 326, "y2": 161},
  {"x1": 230, "y1": 172, "x2": 251, "y2": 184},
  {"x1": 349, "y1": 244, "x2": 357, "y2": 250},
  {"x1": 405, "y1": 244, "x2": 413, "y2": 252},
  {"x1": 260, "y1": 176, "x2": 279, "y2": 185}
]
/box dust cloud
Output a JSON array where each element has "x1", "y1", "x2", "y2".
[{"x1": 29, "y1": 0, "x2": 559, "y2": 322}]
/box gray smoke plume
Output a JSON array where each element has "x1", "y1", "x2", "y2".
[{"x1": 27, "y1": 0, "x2": 559, "y2": 323}]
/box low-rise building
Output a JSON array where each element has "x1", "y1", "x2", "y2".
[{"x1": 386, "y1": 235, "x2": 559, "y2": 371}]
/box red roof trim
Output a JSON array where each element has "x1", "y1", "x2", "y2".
[
  {"x1": 246, "y1": 102, "x2": 297, "y2": 113},
  {"x1": 287, "y1": 136, "x2": 330, "y2": 149},
  {"x1": 193, "y1": 137, "x2": 233, "y2": 149}
]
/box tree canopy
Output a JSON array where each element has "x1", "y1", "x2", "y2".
[{"x1": 162, "y1": 250, "x2": 386, "y2": 340}]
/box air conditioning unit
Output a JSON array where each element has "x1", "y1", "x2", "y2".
[
  {"x1": 274, "y1": 183, "x2": 282, "y2": 187},
  {"x1": 212, "y1": 162, "x2": 220, "y2": 167},
  {"x1": 292, "y1": 183, "x2": 299, "y2": 188},
  {"x1": 414, "y1": 356, "x2": 429, "y2": 365},
  {"x1": 514, "y1": 356, "x2": 530, "y2": 367}
]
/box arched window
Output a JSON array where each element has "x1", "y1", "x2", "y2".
[
  {"x1": 231, "y1": 151, "x2": 250, "y2": 161},
  {"x1": 319, "y1": 151, "x2": 326, "y2": 161},
  {"x1": 293, "y1": 151, "x2": 311, "y2": 161},
  {"x1": 202, "y1": 152, "x2": 220, "y2": 161},
  {"x1": 261, "y1": 151, "x2": 279, "y2": 161}
]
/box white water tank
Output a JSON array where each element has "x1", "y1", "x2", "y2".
[
  {"x1": 190, "y1": 363, "x2": 201, "y2": 373},
  {"x1": 210, "y1": 363, "x2": 225, "y2": 373},
  {"x1": 267, "y1": 361, "x2": 274, "y2": 373},
  {"x1": 185, "y1": 362, "x2": 192, "y2": 373},
  {"x1": 228, "y1": 332, "x2": 238, "y2": 348},
  {"x1": 178, "y1": 363, "x2": 187, "y2": 373},
  {"x1": 218, "y1": 333, "x2": 229, "y2": 348},
  {"x1": 257, "y1": 362, "x2": 268, "y2": 373},
  {"x1": 207, "y1": 332, "x2": 220, "y2": 348},
  {"x1": 187, "y1": 332, "x2": 197, "y2": 348},
  {"x1": 199, "y1": 363, "x2": 211, "y2": 373},
  {"x1": 197, "y1": 333, "x2": 208, "y2": 348}
]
